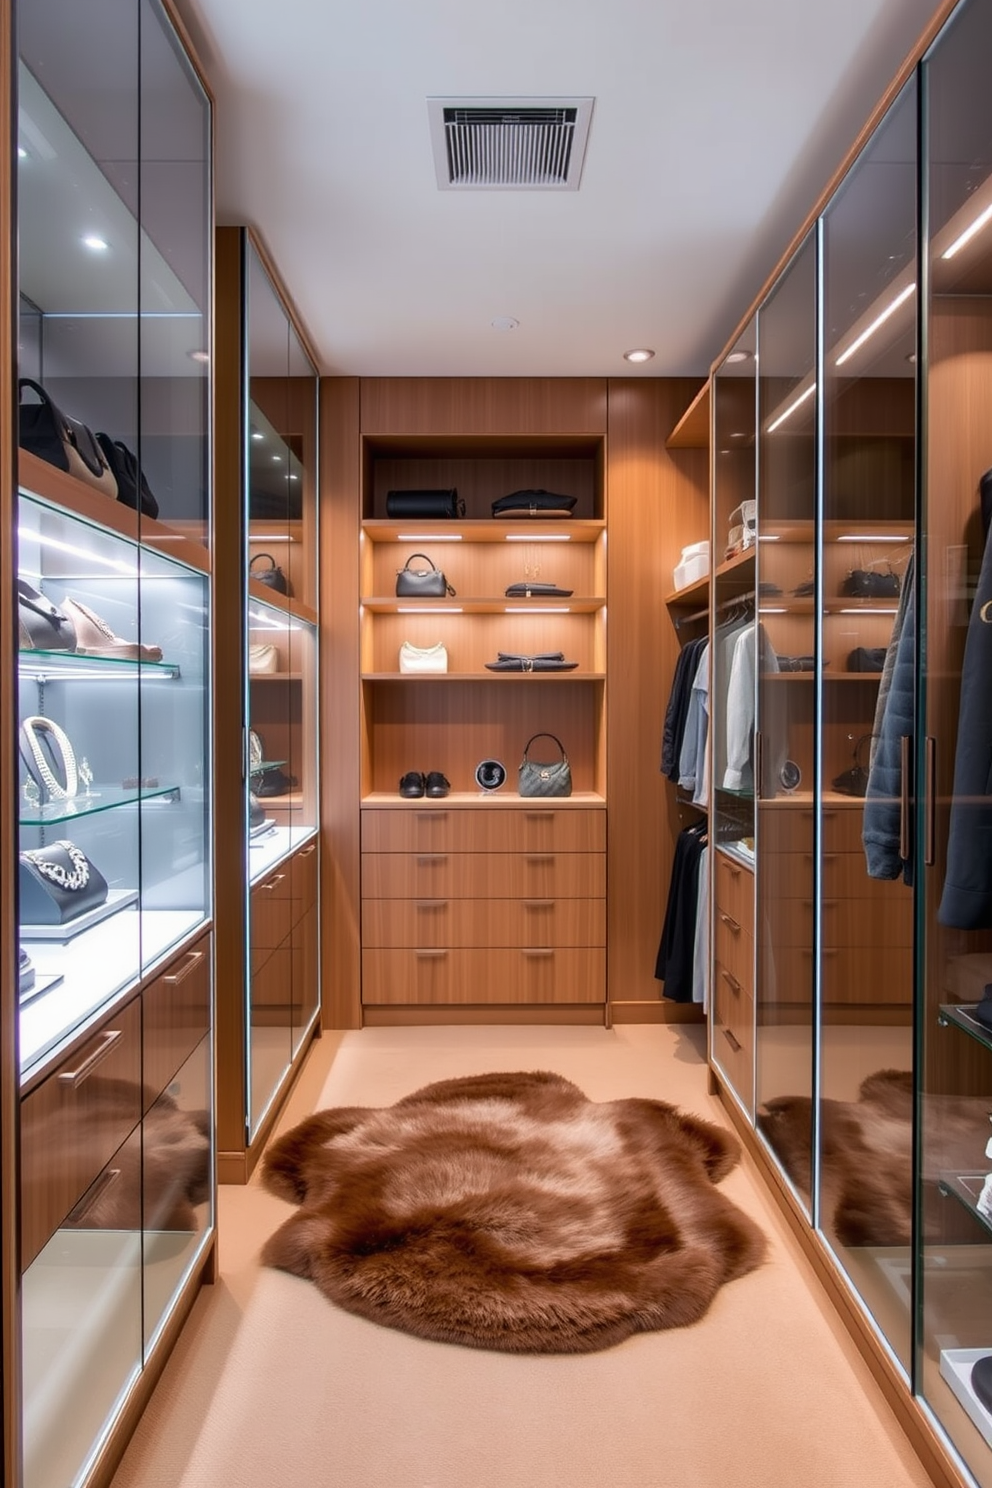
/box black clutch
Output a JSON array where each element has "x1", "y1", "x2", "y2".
[
  {"x1": 19, "y1": 840, "x2": 109, "y2": 925},
  {"x1": 485, "y1": 651, "x2": 578, "y2": 672},
  {"x1": 386, "y1": 489, "x2": 465, "y2": 519},
  {"x1": 504, "y1": 582, "x2": 574, "y2": 597}
]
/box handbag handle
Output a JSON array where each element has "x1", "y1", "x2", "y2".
[
  {"x1": 400, "y1": 553, "x2": 438, "y2": 573},
  {"x1": 250, "y1": 552, "x2": 278, "y2": 574},
  {"x1": 521, "y1": 732, "x2": 568, "y2": 763}
]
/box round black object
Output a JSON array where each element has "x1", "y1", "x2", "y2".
[
  {"x1": 475, "y1": 759, "x2": 506, "y2": 792},
  {"x1": 779, "y1": 760, "x2": 802, "y2": 793},
  {"x1": 972, "y1": 1354, "x2": 992, "y2": 1414}
]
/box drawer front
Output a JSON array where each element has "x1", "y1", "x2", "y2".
[
  {"x1": 253, "y1": 945, "x2": 295, "y2": 1012},
  {"x1": 291, "y1": 839, "x2": 319, "y2": 917},
  {"x1": 362, "y1": 947, "x2": 605, "y2": 1005},
  {"x1": 251, "y1": 871, "x2": 295, "y2": 951},
  {"x1": 761, "y1": 896, "x2": 912, "y2": 949},
  {"x1": 21, "y1": 997, "x2": 142, "y2": 1270},
  {"x1": 362, "y1": 851, "x2": 606, "y2": 900},
  {"x1": 759, "y1": 805, "x2": 862, "y2": 855},
  {"x1": 715, "y1": 910, "x2": 753, "y2": 993},
  {"x1": 712, "y1": 960, "x2": 753, "y2": 1112},
  {"x1": 361, "y1": 807, "x2": 606, "y2": 855},
  {"x1": 761, "y1": 850, "x2": 912, "y2": 902},
  {"x1": 143, "y1": 936, "x2": 211, "y2": 1111},
  {"x1": 771, "y1": 946, "x2": 914, "y2": 1006},
  {"x1": 714, "y1": 850, "x2": 754, "y2": 929},
  {"x1": 362, "y1": 897, "x2": 606, "y2": 948}
]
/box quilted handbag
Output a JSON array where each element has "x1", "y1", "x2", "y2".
[
  {"x1": 18, "y1": 379, "x2": 118, "y2": 499},
  {"x1": 518, "y1": 733, "x2": 572, "y2": 797},
  {"x1": 399, "y1": 641, "x2": 448, "y2": 673},
  {"x1": 395, "y1": 554, "x2": 455, "y2": 598},
  {"x1": 19, "y1": 840, "x2": 109, "y2": 925}
]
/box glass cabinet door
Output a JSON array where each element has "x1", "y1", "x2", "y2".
[
  {"x1": 819, "y1": 79, "x2": 917, "y2": 1374},
  {"x1": 752, "y1": 232, "x2": 817, "y2": 1215},
  {"x1": 918, "y1": 0, "x2": 992, "y2": 1476}
]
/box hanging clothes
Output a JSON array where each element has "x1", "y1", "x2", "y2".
[
  {"x1": 661, "y1": 635, "x2": 706, "y2": 782},
  {"x1": 722, "y1": 620, "x2": 779, "y2": 792},
  {"x1": 678, "y1": 641, "x2": 710, "y2": 806},
  {"x1": 863, "y1": 553, "x2": 915, "y2": 882},
  {"x1": 656, "y1": 820, "x2": 708, "y2": 1003}
]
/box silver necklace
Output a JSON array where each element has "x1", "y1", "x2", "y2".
[
  {"x1": 22, "y1": 840, "x2": 90, "y2": 891},
  {"x1": 19, "y1": 716, "x2": 78, "y2": 800}
]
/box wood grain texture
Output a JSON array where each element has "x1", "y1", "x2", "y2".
[
  {"x1": 320, "y1": 378, "x2": 364, "y2": 1027},
  {"x1": 359, "y1": 378, "x2": 608, "y2": 437},
  {"x1": 361, "y1": 897, "x2": 606, "y2": 948},
  {"x1": 361, "y1": 851, "x2": 606, "y2": 900},
  {"x1": 605, "y1": 379, "x2": 709, "y2": 1005},
  {"x1": 142, "y1": 935, "x2": 211, "y2": 1113},
  {"x1": 361, "y1": 806, "x2": 605, "y2": 854},
  {"x1": 362, "y1": 947, "x2": 605, "y2": 1004}
]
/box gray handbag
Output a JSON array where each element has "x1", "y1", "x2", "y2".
[
  {"x1": 395, "y1": 553, "x2": 455, "y2": 598},
  {"x1": 518, "y1": 733, "x2": 572, "y2": 797}
]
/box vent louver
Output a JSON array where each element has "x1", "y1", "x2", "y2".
[{"x1": 428, "y1": 98, "x2": 594, "y2": 191}]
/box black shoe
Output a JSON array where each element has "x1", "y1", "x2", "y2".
[
  {"x1": 425, "y1": 771, "x2": 451, "y2": 799},
  {"x1": 399, "y1": 771, "x2": 425, "y2": 798}
]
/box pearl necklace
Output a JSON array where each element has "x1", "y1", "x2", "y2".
[
  {"x1": 19, "y1": 716, "x2": 79, "y2": 801},
  {"x1": 22, "y1": 840, "x2": 90, "y2": 891}
]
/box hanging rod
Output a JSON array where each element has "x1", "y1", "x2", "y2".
[{"x1": 675, "y1": 589, "x2": 755, "y2": 629}]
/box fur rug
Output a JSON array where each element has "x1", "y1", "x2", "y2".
[{"x1": 260, "y1": 1070, "x2": 766, "y2": 1354}]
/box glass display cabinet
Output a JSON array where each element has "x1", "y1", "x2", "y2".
[
  {"x1": 215, "y1": 227, "x2": 320, "y2": 1181},
  {"x1": 10, "y1": 2, "x2": 213, "y2": 1486}
]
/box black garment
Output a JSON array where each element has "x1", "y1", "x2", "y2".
[
  {"x1": 661, "y1": 636, "x2": 705, "y2": 782},
  {"x1": 939, "y1": 503, "x2": 992, "y2": 928},
  {"x1": 656, "y1": 821, "x2": 707, "y2": 1001}
]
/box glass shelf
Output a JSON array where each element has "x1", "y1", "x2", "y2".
[
  {"x1": 937, "y1": 1003, "x2": 992, "y2": 1055},
  {"x1": 19, "y1": 650, "x2": 181, "y2": 682},
  {"x1": 938, "y1": 1173, "x2": 992, "y2": 1238},
  {"x1": 19, "y1": 784, "x2": 181, "y2": 827}
]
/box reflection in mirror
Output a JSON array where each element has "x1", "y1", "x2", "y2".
[{"x1": 818, "y1": 77, "x2": 916, "y2": 1373}]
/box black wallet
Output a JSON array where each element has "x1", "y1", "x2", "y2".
[{"x1": 504, "y1": 582, "x2": 574, "y2": 597}]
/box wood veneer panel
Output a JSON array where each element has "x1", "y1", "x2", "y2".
[
  {"x1": 360, "y1": 378, "x2": 608, "y2": 438},
  {"x1": 361, "y1": 897, "x2": 606, "y2": 948},
  {"x1": 361, "y1": 851, "x2": 606, "y2": 900},
  {"x1": 320, "y1": 378, "x2": 363, "y2": 1027},
  {"x1": 142, "y1": 934, "x2": 211, "y2": 1113},
  {"x1": 362, "y1": 947, "x2": 605, "y2": 1004},
  {"x1": 361, "y1": 806, "x2": 605, "y2": 853},
  {"x1": 606, "y1": 379, "x2": 709, "y2": 1007}
]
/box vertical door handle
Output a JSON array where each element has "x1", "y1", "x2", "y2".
[
  {"x1": 900, "y1": 734, "x2": 911, "y2": 863},
  {"x1": 925, "y1": 735, "x2": 936, "y2": 867}
]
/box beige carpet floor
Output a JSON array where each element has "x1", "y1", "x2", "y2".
[{"x1": 110, "y1": 1023, "x2": 933, "y2": 1488}]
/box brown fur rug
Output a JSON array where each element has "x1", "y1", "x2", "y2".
[{"x1": 260, "y1": 1071, "x2": 766, "y2": 1354}]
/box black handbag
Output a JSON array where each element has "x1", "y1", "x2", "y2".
[
  {"x1": 386, "y1": 489, "x2": 465, "y2": 519},
  {"x1": 250, "y1": 552, "x2": 291, "y2": 596},
  {"x1": 840, "y1": 569, "x2": 901, "y2": 598},
  {"x1": 486, "y1": 651, "x2": 578, "y2": 672},
  {"x1": 17, "y1": 580, "x2": 77, "y2": 652},
  {"x1": 847, "y1": 646, "x2": 886, "y2": 673},
  {"x1": 94, "y1": 434, "x2": 160, "y2": 519},
  {"x1": 395, "y1": 553, "x2": 456, "y2": 598},
  {"x1": 504, "y1": 582, "x2": 574, "y2": 598},
  {"x1": 832, "y1": 734, "x2": 872, "y2": 798},
  {"x1": 19, "y1": 840, "x2": 109, "y2": 926},
  {"x1": 492, "y1": 489, "x2": 577, "y2": 518},
  {"x1": 18, "y1": 379, "x2": 118, "y2": 500},
  {"x1": 519, "y1": 733, "x2": 572, "y2": 797}
]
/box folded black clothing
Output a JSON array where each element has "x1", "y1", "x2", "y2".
[
  {"x1": 504, "y1": 582, "x2": 574, "y2": 597},
  {"x1": 485, "y1": 654, "x2": 578, "y2": 671},
  {"x1": 792, "y1": 578, "x2": 815, "y2": 597},
  {"x1": 758, "y1": 581, "x2": 783, "y2": 596},
  {"x1": 492, "y1": 489, "x2": 577, "y2": 516},
  {"x1": 498, "y1": 650, "x2": 564, "y2": 662},
  {"x1": 775, "y1": 655, "x2": 815, "y2": 672},
  {"x1": 847, "y1": 645, "x2": 886, "y2": 673}
]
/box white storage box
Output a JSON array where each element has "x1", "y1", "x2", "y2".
[{"x1": 673, "y1": 540, "x2": 710, "y2": 591}]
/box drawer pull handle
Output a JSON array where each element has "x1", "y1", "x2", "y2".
[
  {"x1": 723, "y1": 1028, "x2": 742, "y2": 1054},
  {"x1": 414, "y1": 900, "x2": 447, "y2": 910},
  {"x1": 522, "y1": 948, "x2": 554, "y2": 958},
  {"x1": 416, "y1": 855, "x2": 447, "y2": 865},
  {"x1": 525, "y1": 854, "x2": 554, "y2": 864},
  {"x1": 523, "y1": 900, "x2": 554, "y2": 909},
  {"x1": 525, "y1": 811, "x2": 555, "y2": 821},
  {"x1": 719, "y1": 912, "x2": 741, "y2": 933},
  {"x1": 260, "y1": 873, "x2": 287, "y2": 893},
  {"x1": 58, "y1": 1030, "x2": 122, "y2": 1089},
  {"x1": 417, "y1": 812, "x2": 448, "y2": 821},
  {"x1": 298, "y1": 844, "x2": 317, "y2": 859},
  {"x1": 66, "y1": 1166, "x2": 122, "y2": 1224},
  {"x1": 162, "y1": 950, "x2": 204, "y2": 986},
  {"x1": 721, "y1": 969, "x2": 741, "y2": 994},
  {"x1": 415, "y1": 950, "x2": 448, "y2": 960}
]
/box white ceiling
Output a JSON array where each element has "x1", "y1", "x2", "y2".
[{"x1": 177, "y1": 0, "x2": 941, "y2": 378}]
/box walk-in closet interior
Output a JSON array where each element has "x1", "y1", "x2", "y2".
[{"x1": 4, "y1": 0, "x2": 992, "y2": 1486}]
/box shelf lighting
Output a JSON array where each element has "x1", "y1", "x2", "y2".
[
  {"x1": 18, "y1": 528, "x2": 139, "y2": 575},
  {"x1": 247, "y1": 607, "x2": 303, "y2": 632},
  {"x1": 396, "y1": 606, "x2": 462, "y2": 614},
  {"x1": 396, "y1": 533, "x2": 462, "y2": 542},
  {"x1": 759, "y1": 607, "x2": 788, "y2": 614},
  {"x1": 942, "y1": 201, "x2": 992, "y2": 261},
  {"x1": 247, "y1": 533, "x2": 294, "y2": 543},
  {"x1": 766, "y1": 382, "x2": 817, "y2": 433},
  {"x1": 757, "y1": 534, "x2": 781, "y2": 542},
  {"x1": 837, "y1": 606, "x2": 897, "y2": 615},
  {"x1": 835, "y1": 283, "x2": 915, "y2": 367},
  {"x1": 503, "y1": 606, "x2": 571, "y2": 613},
  {"x1": 835, "y1": 533, "x2": 909, "y2": 543},
  {"x1": 504, "y1": 534, "x2": 571, "y2": 542}
]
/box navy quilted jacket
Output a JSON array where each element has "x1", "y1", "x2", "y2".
[{"x1": 863, "y1": 556, "x2": 915, "y2": 883}]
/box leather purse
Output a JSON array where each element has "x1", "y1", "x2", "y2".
[
  {"x1": 19, "y1": 840, "x2": 109, "y2": 925},
  {"x1": 399, "y1": 640, "x2": 448, "y2": 673},
  {"x1": 249, "y1": 643, "x2": 280, "y2": 674},
  {"x1": 847, "y1": 646, "x2": 886, "y2": 673},
  {"x1": 840, "y1": 568, "x2": 901, "y2": 598},
  {"x1": 386, "y1": 489, "x2": 465, "y2": 519},
  {"x1": 485, "y1": 651, "x2": 578, "y2": 672},
  {"x1": 504, "y1": 582, "x2": 574, "y2": 597},
  {"x1": 518, "y1": 733, "x2": 572, "y2": 797},
  {"x1": 94, "y1": 433, "x2": 160, "y2": 518},
  {"x1": 250, "y1": 552, "x2": 291, "y2": 596},
  {"x1": 395, "y1": 554, "x2": 456, "y2": 598},
  {"x1": 18, "y1": 379, "x2": 118, "y2": 500},
  {"x1": 492, "y1": 489, "x2": 577, "y2": 518},
  {"x1": 17, "y1": 580, "x2": 77, "y2": 652},
  {"x1": 832, "y1": 734, "x2": 872, "y2": 798}
]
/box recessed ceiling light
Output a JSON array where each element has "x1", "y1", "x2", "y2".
[
  {"x1": 726, "y1": 350, "x2": 752, "y2": 364},
  {"x1": 623, "y1": 348, "x2": 655, "y2": 363},
  {"x1": 82, "y1": 235, "x2": 109, "y2": 252},
  {"x1": 491, "y1": 316, "x2": 519, "y2": 332}
]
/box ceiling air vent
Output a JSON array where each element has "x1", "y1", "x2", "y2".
[{"x1": 428, "y1": 97, "x2": 594, "y2": 191}]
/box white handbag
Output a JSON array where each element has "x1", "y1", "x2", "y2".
[
  {"x1": 249, "y1": 643, "x2": 279, "y2": 674},
  {"x1": 399, "y1": 640, "x2": 448, "y2": 674}
]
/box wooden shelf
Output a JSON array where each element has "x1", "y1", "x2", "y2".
[
  {"x1": 248, "y1": 671, "x2": 303, "y2": 682},
  {"x1": 666, "y1": 380, "x2": 710, "y2": 449},
  {"x1": 361, "y1": 791, "x2": 606, "y2": 808},
  {"x1": 362, "y1": 671, "x2": 605, "y2": 682},
  {"x1": 362, "y1": 596, "x2": 603, "y2": 614},
  {"x1": 665, "y1": 573, "x2": 710, "y2": 610},
  {"x1": 246, "y1": 581, "x2": 318, "y2": 626},
  {"x1": 362, "y1": 519, "x2": 604, "y2": 544}
]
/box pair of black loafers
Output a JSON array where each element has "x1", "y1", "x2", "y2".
[{"x1": 399, "y1": 770, "x2": 450, "y2": 799}]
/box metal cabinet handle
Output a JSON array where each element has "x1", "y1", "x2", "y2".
[
  {"x1": 900, "y1": 734, "x2": 911, "y2": 862},
  {"x1": 719, "y1": 911, "x2": 741, "y2": 933},
  {"x1": 66, "y1": 1167, "x2": 122, "y2": 1224},
  {"x1": 297, "y1": 844, "x2": 317, "y2": 859},
  {"x1": 723, "y1": 1028, "x2": 742, "y2": 1054},
  {"x1": 414, "y1": 900, "x2": 447, "y2": 910},
  {"x1": 162, "y1": 950, "x2": 204, "y2": 986},
  {"x1": 525, "y1": 811, "x2": 554, "y2": 821},
  {"x1": 259, "y1": 873, "x2": 286, "y2": 893},
  {"x1": 416, "y1": 855, "x2": 447, "y2": 865},
  {"x1": 525, "y1": 854, "x2": 554, "y2": 864},
  {"x1": 721, "y1": 969, "x2": 741, "y2": 994},
  {"x1": 415, "y1": 949, "x2": 448, "y2": 960},
  {"x1": 58, "y1": 1030, "x2": 122, "y2": 1089},
  {"x1": 416, "y1": 811, "x2": 448, "y2": 821},
  {"x1": 523, "y1": 900, "x2": 554, "y2": 909},
  {"x1": 925, "y1": 735, "x2": 936, "y2": 868},
  {"x1": 522, "y1": 948, "x2": 554, "y2": 958}
]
